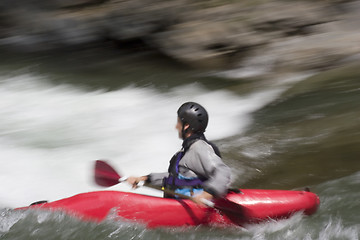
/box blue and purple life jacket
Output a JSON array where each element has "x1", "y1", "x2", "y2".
[{"x1": 163, "y1": 133, "x2": 221, "y2": 196}]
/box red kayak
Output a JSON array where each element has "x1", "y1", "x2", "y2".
[{"x1": 17, "y1": 189, "x2": 319, "y2": 228}]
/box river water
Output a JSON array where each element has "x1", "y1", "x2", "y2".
[{"x1": 0, "y1": 48, "x2": 359, "y2": 239}]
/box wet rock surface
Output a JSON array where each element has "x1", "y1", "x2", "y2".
[{"x1": 1, "y1": 0, "x2": 360, "y2": 75}]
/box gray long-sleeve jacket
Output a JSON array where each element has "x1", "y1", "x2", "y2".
[{"x1": 147, "y1": 138, "x2": 231, "y2": 197}]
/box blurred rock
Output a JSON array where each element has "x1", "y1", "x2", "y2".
[{"x1": 1, "y1": 0, "x2": 360, "y2": 74}]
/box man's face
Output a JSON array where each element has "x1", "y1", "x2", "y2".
[
  {"x1": 176, "y1": 117, "x2": 190, "y2": 139},
  {"x1": 176, "y1": 117, "x2": 183, "y2": 139}
]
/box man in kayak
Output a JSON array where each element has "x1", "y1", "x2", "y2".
[{"x1": 127, "y1": 102, "x2": 231, "y2": 206}]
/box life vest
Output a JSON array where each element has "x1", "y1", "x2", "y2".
[
  {"x1": 163, "y1": 151, "x2": 204, "y2": 189},
  {"x1": 163, "y1": 133, "x2": 221, "y2": 195}
]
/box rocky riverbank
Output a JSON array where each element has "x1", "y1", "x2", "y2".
[{"x1": 1, "y1": 0, "x2": 360, "y2": 77}]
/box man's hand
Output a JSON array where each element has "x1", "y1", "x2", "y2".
[
  {"x1": 193, "y1": 191, "x2": 214, "y2": 207},
  {"x1": 126, "y1": 176, "x2": 148, "y2": 189}
]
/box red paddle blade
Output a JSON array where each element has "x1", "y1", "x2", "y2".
[{"x1": 94, "y1": 160, "x2": 122, "y2": 187}]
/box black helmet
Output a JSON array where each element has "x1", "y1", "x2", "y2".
[{"x1": 177, "y1": 102, "x2": 208, "y2": 133}]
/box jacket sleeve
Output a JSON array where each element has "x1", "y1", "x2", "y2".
[
  {"x1": 146, "y1": 172, "x2": 169, "y2": 186},
  {"x1": 184, "y1": 140, "x2": 231, "y2": 197}
]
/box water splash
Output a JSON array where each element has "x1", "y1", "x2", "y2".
[{"x1": 0, "y1": 73, "x2": 284, "y2": 207}]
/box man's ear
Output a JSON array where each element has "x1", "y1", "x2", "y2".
[{"x1": 184, "y1": 124, "x2": 190, "y2": 130}]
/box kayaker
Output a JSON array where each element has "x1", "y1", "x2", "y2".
[{"x1": 126, "y1": 102, "x2": 231, "y2": 206}]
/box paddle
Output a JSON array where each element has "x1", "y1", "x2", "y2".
[
  {"x1": 94, "y1": 160, "x2": 244, "y2": 216},
  {"x1": 94, "y1": 160, "x2": 214, "y2": 206}
]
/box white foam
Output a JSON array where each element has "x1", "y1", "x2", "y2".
[{"x1": 0, "y1": 73, "x2": 284, "y2": 207}]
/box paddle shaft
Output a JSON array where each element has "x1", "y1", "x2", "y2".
[
  {"x1": 95, "y1": 160, "x2": 244, "y2": 215},
  {"x1": 119, "y1": 177, "x2": 215, "y2": 207},
  {"x1": 95, "y1": 160, "x2": 244, "y2": 213}
]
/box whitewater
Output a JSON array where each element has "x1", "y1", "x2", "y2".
[
  {"x1": 0, "y1": 48, "x2": 359, "y2": 239},
  {"x1": 0, "y1": 72, "x2": 282, "y2": 208}
]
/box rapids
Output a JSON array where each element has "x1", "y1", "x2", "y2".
[{"x1": 0, "y1": 49, "x2": 359, "y2": 239}]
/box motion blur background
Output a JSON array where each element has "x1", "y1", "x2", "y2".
[{"x1": 0, "y1": 0, "x2": 359, "y2": 239}]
